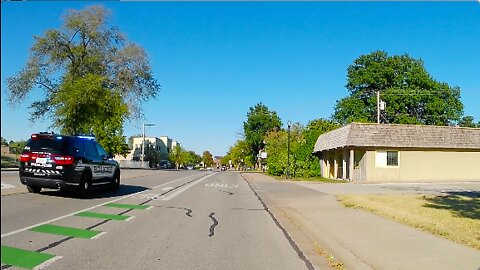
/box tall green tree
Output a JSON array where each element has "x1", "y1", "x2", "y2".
[
  {"x1": 264, "y1": 119, "x2": 339, "y2": 177},
  {"x1": 294, "y1": 119, "x2": 339, "y2": 177},
  {"x1": 243, "y1": 103, "x2": 282, "y2": 162},
  {"x1": 264, "y1": 123, "x2": 303, "y2": 176},
  {"x1": 333, "y1": 51, "x2": 463, "y2": 125},
  {"x1": 223, "y1": 140, "x2": 253, "y2": 169},
  {"x1": 169, "y1": 145, "x2": 186, "y2": 169},
  {"x1": 202, "y1": 150, "x2": 214, "y2": 168},
  {"x1": 458, "y1": 116, "x2": 479, "y2": 128},
  {"x1": 6, "y1": 5, "x2": 160, "y2": 154},
  {"x1": 184, "y1": 151, "x2": 202, "y2": 165}
]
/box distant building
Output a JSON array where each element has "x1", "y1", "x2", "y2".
[
  {"x1": 214, "y1": 156, "x2": 223, "y2": 168},
  {"x1": 171, "y1": 140, "x2": 180, "y2": 149},
  {"x1": 313, "y1": 123, "x2": 480, "y2": 182},
  {"x1": 115, "y1": 136, "x2": 178, "y2": 161},
  {"x1": 160, "y1": 136, "x2": 172, "y2": 155},
  {"x1": 1, "y1": 145, "x2": 9, "y2": 155}
]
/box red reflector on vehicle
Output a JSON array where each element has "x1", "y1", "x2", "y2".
[
  {"x1": 51, "y1": 155, "x2": 74, "y2": 165},
  {"x1": 20, "y1": 153, "x2": 31, "y2": 162}
]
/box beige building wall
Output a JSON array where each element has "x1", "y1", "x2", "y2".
[{"x1": 365, "y1": 149, "x2": 480, "y2": 182}]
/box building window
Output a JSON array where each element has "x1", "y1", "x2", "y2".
[
  {"x1": 376, "y1": 150, "x2": 399, "y2": 167},
  {"x1": 387, "y1": 151, "x2": 398, "y2": 166}
]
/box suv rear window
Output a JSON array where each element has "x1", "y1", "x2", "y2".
[{"x1": 25, "y1": 136, "x2": 69, "y2": 154}]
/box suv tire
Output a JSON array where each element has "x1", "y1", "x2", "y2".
[
  {"x1": 78, "y1": 171, "x2": 92, "y2": 195},
  {"x1": 27, "y1": 185, "x2": 41, "y2": 193},
  {"x1": 110, "y1": 170, "x2": 120, "y2": 191}
]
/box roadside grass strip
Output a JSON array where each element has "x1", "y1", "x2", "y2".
[
  {"x1": 75, "y1": 211, "x2": 131, "y2": 221},
  {"x1": 29, "y1": 224, "x2": 103, "y2": 239},
  {"x1": 104, "y1": 203, "x2": 150, "y2": 210},
  {"x1": 1, "y1": 245, "x2": 60, "y2": 269}
]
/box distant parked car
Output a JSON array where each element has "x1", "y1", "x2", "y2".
[{"x1": 158, "y1": 160, "x2": 172, "y2": 169}]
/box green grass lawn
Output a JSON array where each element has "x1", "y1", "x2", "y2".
[{"x1": 337, "y1": 193, "x2": 480, "y2": 250}]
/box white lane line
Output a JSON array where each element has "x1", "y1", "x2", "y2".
[
  {"x1": 1, "y1": 171, "x2": 18, "y2": 174},
  {"x1": 91, "y1": 231, "x2": 107, "y2": 240},
  {"x1": 125, "y1": 216, "x2": 135, "y2": 222},
  {"x1": 163, "y1": 173, "x2": 218, "y2": 201},
  {"x1": 1, "y1": 172, "x2": 205, "y2": 238},
  {"x1": 1, "y1": 182, "x2": 16, "y2": 190},
  {"x1": 33, "y1": 256, "x2": 63, "y2": 270}
]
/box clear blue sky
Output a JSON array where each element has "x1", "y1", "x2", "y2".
[{"x1": 2, "y1": 2, "x2": 479, "y2": 156}]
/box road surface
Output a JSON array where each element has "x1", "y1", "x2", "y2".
[{"x1": 1, "y1": 170, "x2": 314, "y2": 270}]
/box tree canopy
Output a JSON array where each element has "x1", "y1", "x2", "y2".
[
  {"x1": 6, "y1": 5, "x2": 160, "y2": 154},
  {"x1": 264, "y1": 119, "x2": 338, "y2": 177},
  {"x1": 333, "y1": 51, "x2": 463, "y2": 126},
  {"x1": 243, "y1": 102, "x2": 282, "y2": 161},
  {"x1": 169, "y1": 145, "x2": 186, "y2": 169},
  {"x1": 202, "y1": 151, "x2": 214, "y2": 167}
]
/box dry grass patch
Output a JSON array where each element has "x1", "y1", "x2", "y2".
[{"x1": 337, "y1": 194, "x2": 480, "y2": 250}]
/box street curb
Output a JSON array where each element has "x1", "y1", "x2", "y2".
[{"x1": 1, "y1": 168, "x2": 19, "y2": 171}]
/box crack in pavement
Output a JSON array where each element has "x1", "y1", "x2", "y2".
[{"x1": 208, "y1": 213, "x2": 218, "y2": 237}]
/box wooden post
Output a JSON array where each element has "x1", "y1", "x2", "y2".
[{"x1": 349, "y1": 149, "x2": 354, "y2": 181}]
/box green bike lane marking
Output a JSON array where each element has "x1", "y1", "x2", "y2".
[
  {"x1": 75, "y1": 211, "x2": 133, "y2": 221},
  {"x1": 104, "y1": 203, "x2": 151, "y2": 210},
  {"x1": 29, "y1": 224, "x2": 104, "y2": 239},
  {"x1": 1, "y1": 245, "x2": 61, "y2": 270}
]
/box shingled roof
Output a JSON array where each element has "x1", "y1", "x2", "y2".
[{"x1": 313, "y1": 123, "x2": 480, "y2": 152}]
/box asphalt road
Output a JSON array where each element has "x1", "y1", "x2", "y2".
[{"x1": 1, "y1": 170, "x2": 312, "y2": 270}]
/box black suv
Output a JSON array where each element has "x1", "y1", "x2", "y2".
[{"x1": 19, "y1": 133, "x2": 120, "y2": 194}]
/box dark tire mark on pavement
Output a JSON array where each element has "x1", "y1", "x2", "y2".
[
  {"x1": 154, "y1": 206, "x2": 193, "y2": 217},
  {"x1": 219, "y1": 190, "x2": 234, "y2": 195},
  {"x1": 208, "y1": 212, "x2": 218, "y2": 237}
]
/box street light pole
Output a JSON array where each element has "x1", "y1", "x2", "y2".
[
  {"x1": 141, "y1": 123, "x2": 155, "y2": 168},
  {"x1": 287, "y1": 120, "x2": 291, "y2": 179}
]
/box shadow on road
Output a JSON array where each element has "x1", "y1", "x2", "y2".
[
  {"x1": 39, "y1": 184, "x2": 150, "y2": 199},
  {"x1": 423, "y1": 191, "x2": 480, "y2": 220}
]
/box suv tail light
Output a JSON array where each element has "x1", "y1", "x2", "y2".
[
  {"x1": 20, "y1": 153, "x2": 31, "y2": 162},
  {"x1": 51, "y1": 155, "x2": 74, "y2": 165}
]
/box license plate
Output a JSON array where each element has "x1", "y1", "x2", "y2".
[
  {"x1": 36, "y1": 158, "x2": 47, "y2": 164},
  {"x1": 34, "y1": 173, "x2": 46, "y2": 176}
]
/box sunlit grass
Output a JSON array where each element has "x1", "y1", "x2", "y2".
[
  {"x1": 271, "y1": 175, "x2": 348, "y2": 183},
  {"x1": 337, "y1": 194, "x2": 480, "y2": 250}
]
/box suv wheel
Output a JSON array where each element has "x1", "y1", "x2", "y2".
[
  {"x1": 79, "y1": 171, "x2": 92, "y2": 195},
  {"x1": 27, "y1": 185, "x2": 41, "y2": 193},
  {"x1": 110, "y1": 170, "x2": 120, "y2": 191}
]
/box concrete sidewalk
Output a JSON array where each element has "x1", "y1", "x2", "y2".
[{"x1": 243, "y1": 173, "x2": 480, "y2": 270}]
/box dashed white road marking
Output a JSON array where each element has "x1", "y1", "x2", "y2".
[
  {"x1": 33, "y1": 256, "x2": 63, "y2": 270},
  {"x1": 163, "y1": 173, "x2": 218, "y2": 201}
]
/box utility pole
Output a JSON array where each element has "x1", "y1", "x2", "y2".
[
  {"x1": 287, "y1": 120, "x2": 291, "y2": 179},
  {"x1": 141, "y1": 123, "x2": 155, "y2": 168},
  {"x1": 377, "y1": 91, "x2": 380, "y2": 124}
]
